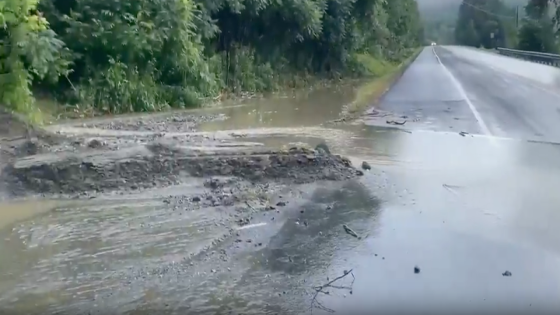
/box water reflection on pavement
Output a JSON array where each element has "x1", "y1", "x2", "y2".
[
  {"x1": 225, "y1": 127, "x2": 560, "y2": 314},
  {"x1": 311, "y1": 127, "x2": 560, "y2": 314}
]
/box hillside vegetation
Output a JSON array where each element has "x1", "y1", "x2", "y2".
[
  {"x1": 421, "y1": 0, "x2": 560, "y2": 53},
  {"x1": 454, "y1": 0, "x2": 519, "y2": 48},
  {"x1": 0, "y1": 0, "x2": 424, "y2": 121}
]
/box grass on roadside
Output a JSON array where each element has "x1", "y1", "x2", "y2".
[{"x1": 343, "y1": 47, "x2": 423, "y2": 118}]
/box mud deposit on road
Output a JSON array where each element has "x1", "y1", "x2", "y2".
[
  {"x1": 78, "y1": 112, "x2": 228, "y2": 133},
  {"x1": 3, "y1": 144, "x2": 360, "y2": 197},
  {"x1": 0, "y1": 107, "x2": 369, "y2": 314},
  {"x1": 1, "y1": 109, "x2": 360, "y2": 197}
]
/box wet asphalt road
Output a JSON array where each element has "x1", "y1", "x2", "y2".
[
  {"x1": 367, "y1": 46, "x2": 560, "y2": 143},
  {"x1": 3, "y1": 46, "x2": 560, "y2": 314}
]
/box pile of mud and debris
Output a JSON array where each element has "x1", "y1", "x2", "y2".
[
  {"x1": 0, "y1": 109, "x2": 363, "y2": 198},
  {"x1": 1, "y1": 143, "x2": 362, "y2": 197},
  {"x1": 0, "y1": 110, "x2": 362, "y2": 196}
]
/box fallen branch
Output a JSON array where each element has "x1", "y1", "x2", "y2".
[
  {"x1": 310, "y1": 269, "x2": 355, "y2": 313},
  {"x1": 343, "y1": 224, "x2": 361, "y2": 239},
  {"x1": 386, "y1": 120, "x2": 407, "y2": 125},
  {"x1": 245, "y1": 201, "x2": 257, "y2": 211}
]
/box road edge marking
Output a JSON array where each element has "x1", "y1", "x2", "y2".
[{"x1": 432, "y1": 47, "x2": 492, "y2": 137}]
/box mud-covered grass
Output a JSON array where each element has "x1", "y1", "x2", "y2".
[{"x1": 338, "y1": 47, "x2": 423, "y2": 121}]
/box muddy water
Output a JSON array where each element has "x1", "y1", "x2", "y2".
[
  {"x1": 0, "y1": 200, "x2": 61, "y2": 230},
  {"x1": 198, "y1": 84, "x2": 356, "y2": 131},
  {"x1": 0, "y1": 83, "x2": 365, "y2": 313}
]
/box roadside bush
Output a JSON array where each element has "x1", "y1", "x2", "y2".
[{"x1": 2, "y1": 0, "x2": 425, "y2": 118}]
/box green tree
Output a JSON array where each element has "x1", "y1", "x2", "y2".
[
  {"x1": 454, "y1": 0, "x2": 517, "y2": 48},
  {"x1": 39, "y1": 0, "x2": 216, "y2": 112},
  {"x1": 0, "y1": 0, "x2": 69, "y2": 122},
  {"x1": 517, "y1": 0, "x2": 559, "y2": 53},
  {"x1": 2, "y1": 0, "x2": 425, "y2": 116},
  {"x1": 464, "y1": 19, "x2": 480, "y2": 46}
]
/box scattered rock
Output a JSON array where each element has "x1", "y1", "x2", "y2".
[
  {"x1": 192, "y1": 196, "x2": 201, "y2": 202},
  {"x1": 414, "y1": 266, "x2": 420, "y2": 274},
  {"x1": 459, "y1": 131, "x2": 469, "y2": 137},
  {"x1": 502, "y1": 270, "x2": 512, "y2": 277},
  {"x1": 361, "y1": 161, "x2": 371, "y2": 171},
  {"x1": 203, "y1": 178, "x2": 223, "y2": 190},
  {"x1": 315, "y1": 143, "x2": 331, "y2": 155},
  {"x1": 238, "y1": 218, "x2": 251, "y2": 226},
  {"x1": 276, "y1": 201, "x2": 286, "y2": 207},
  {"x1": 88, "y1": 139, "x2": 103, "y2": 148},
  {"x1": 15, "y1": 140, "x2": 40, "y2": 157}
]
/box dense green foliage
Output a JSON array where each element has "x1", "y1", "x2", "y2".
[
  {"x1": 0, "y1": 0, "x2": 70, "y2": 121},
  {"x1": 454, "y1": 0, "x2": 518, "y2": 48},
  {"x1": 422, "y1": 0, "x2": 560, "y2": 53},
  {"x1": 0, "y1": 0, "x2": 424, "y2": 119},
  {"x1": 517, "y1": 0, "x2": 560, "y2": 53}
]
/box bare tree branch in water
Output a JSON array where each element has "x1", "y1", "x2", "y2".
[{"x1": 310, "y1": 269, "x2": 355, "y2": 313}]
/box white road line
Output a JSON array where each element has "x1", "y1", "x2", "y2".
[
  {"x1": 235, "y1": 222, "x2": 268, "y2": 230},
  {"x1": 432, "y1": 47, "x2": 492, "y2": 137}
]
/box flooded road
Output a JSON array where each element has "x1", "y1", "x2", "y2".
[{"x1": 3, "y1": 46, "x2": 560, "y2": 314}]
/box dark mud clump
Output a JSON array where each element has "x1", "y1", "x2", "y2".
[{"x1": 1, "y1": 144, "x2": 361, "y2": 197}]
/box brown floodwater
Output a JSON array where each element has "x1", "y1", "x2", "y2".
[
  {"x1": 0, "y1": 82, "x2": 365, "y2": 313},
  {"x1": 198, "y1": 84, "x2": 356, "y2": 131},
  {"x1": 0, "y1": 200, "x2": 61, "y2": 230}
]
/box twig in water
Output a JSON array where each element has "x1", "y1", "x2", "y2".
[
  {"x1": 343, "y1": 224, "x2": 361, "y2": 239},
  {"x1": 386, "y1": 120, "x2": 407, "y2": 125},
  {"x1": 245, "y1": 201, "x2": 257, "y2": 211},
  {"x1": 310, "y1": 269, "x2": 355, "y2": 314}
]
